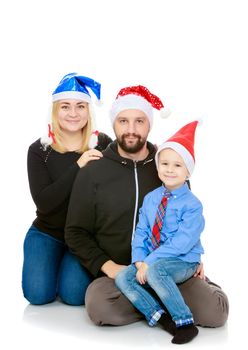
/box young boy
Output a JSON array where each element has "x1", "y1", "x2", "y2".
[{"x1": 115, "y1": 121, "x2": 204, "y2": 344}]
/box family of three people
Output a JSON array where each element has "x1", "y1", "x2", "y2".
[{"x1": 22, "y1": 73, "x2": 229, "y2": 344}]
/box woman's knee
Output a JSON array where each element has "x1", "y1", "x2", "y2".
[
  {"x1": 58, "y1": 252, "x2": 93, "y2": 305},
  {"x1": 22, "y1": 284, "x2": 56, "y2": 305},
  {"x1": 22, "y1": 227, "x2": 64, "y2": 305},
  {"x1": 58, "y1": 279, "x2": 91, "y2": 306}
]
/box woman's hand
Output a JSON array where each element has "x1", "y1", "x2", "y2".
[{"x1": 77, "y1": 149, "x2": 103, "y2": 168}]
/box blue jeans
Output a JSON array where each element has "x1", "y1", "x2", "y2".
[
  {"x1": 115, "y1": 258, "x2": 198, "y2": 326},
  {"x1": 22, "y1": 225, "x2": 92, "y2": 305}
]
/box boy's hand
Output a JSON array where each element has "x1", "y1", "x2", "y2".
[{"x1": 136, "y1": 262, "x2": 148, "y2": 284}]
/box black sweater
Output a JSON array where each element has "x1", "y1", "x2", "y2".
[
  {"x1": 28, "y1": 133, "x2": 112, "y2": 241},
  {"x1": 65, "y1": 141, "x2": 162, "y2": 277}
]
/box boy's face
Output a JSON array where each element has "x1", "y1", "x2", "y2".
[{"x1": 157, "y1": 148, "x2": 189, "y2": 191}]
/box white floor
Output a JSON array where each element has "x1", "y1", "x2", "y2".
[
  {"x1": 1, "y1": 280, "x2": 240, "y2": 350},
  {"x1": 21, "y1": 302, "x2": 230, "y2": 349},
  {"x1": 0, "y1": 221, "x2": 242, "y2": 350}
]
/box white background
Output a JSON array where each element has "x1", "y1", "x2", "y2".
[{"x1": 0, "y1": 0, "x2": 247, "y2": 349}]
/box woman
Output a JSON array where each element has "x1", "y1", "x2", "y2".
[{"x1": 22, "y1": 73, "x2": 112, "y2": 305}]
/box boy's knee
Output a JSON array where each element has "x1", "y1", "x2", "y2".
[{"x1": 115, "y1": 269, "x2": 126, "y2": 289}]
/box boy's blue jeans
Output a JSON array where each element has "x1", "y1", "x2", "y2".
[
  {"x1": 115, "y1": 258, "x2": 198, "y2": 326},
  {"x1": 22, "y1": 225, "x2": 92, "y2": 305}
]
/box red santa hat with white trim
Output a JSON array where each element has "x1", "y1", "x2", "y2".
[
  {"x1": 110, "y1": 85, "x2": 170, "y2": 127},
  {"x1": 155, "y1": 120, "x2": 199, "y2": 176}
]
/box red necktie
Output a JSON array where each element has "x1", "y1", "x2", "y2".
[{"x1": 151, "y1": 189, "x2": 171, "y2": 249}]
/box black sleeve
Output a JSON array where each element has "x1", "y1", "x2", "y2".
[
  {"x1": 27, "y1": 143, "x2": 79, "y2": 215},
  {"x1": 65, "y1": 166, "x2": 110, "y2": 277}
]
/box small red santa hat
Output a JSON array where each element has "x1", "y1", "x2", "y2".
[
  {"x1": 155, "y1": 120, "x2": 199, "y2": 176},
  {"x1": 110, "y1": 85, "x2": 170, "y2": 127}
]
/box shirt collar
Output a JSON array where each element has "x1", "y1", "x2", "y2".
[{"x1": 161, "y1": 183, "x2": 189, "y2": 198}]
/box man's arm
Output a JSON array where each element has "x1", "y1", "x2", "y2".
[{"x1": 65, "y1": 166, "x2": 110, "y2": 277}]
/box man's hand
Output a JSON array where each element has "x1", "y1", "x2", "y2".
[
  {"x1": 194, "y1": 262, "x2": 205, "y2": 279},
  {"x1": 101, "y1": 260, "x2": 126, "y2": 279}
]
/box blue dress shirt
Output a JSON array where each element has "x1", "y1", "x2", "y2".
[{"x1": 132, "y1": 183, "x2": 205, "y2": 265}]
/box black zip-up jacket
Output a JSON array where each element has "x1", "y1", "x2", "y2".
[{"x1": 65, "y1": 141, "x2": 162, "y2": 277}]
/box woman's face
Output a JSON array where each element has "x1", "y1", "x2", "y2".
[{"x1": 56, "y1": 99, "x2": 89, "y2": 132}]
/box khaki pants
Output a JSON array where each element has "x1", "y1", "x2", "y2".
[{"x1": 85, "y1": 276, "x2": 229, "y2": 327}]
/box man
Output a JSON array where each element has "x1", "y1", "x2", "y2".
[{"x1": 65, "y1": 85, "x2": 229, "y2": 327}]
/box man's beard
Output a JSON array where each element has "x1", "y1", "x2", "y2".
[{"x1": 117, "y1": 133, "x2": 146, "y2": 153}]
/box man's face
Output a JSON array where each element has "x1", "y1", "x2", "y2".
[{"x1": 113, "y1": 109, "x2": 150, "y2": 153}]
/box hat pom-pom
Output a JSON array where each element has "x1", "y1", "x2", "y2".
[
  {"x1": 197, "y1": 118, "x2": 203, "y2": 126},
  {"x1": 40, "y1": 124, "x2": 56, "y2": 149},
  {"x1": 88, "y1": 130, "x2": 99, "y2": 149},
  {"x1": 160, "y1": 107, "x2": 171, "y2": 118},
  {"x1": 40, "y1": 134, "x2": 53, "y2": 150}
]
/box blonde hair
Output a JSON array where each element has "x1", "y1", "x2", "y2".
[{"x1": 51, "y1": 101, "x2": 95, "y2": 154}]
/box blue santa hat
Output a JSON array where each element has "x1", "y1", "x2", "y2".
[
  {"x1": 41, "y1": 73, "x2": 101, "y2": 149},
  {"x1": 52, "y1": 72, "x2": 101, "y2": 102}
]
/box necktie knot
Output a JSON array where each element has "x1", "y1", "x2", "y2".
[{"x1": 163, "y1": 187, "x2": 171, "y2": 199}]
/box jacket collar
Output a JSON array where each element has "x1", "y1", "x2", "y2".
[{"x1": 103, "y1": 140, "x2": 157, "y2": 166}]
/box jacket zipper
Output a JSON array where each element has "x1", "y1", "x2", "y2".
[{"x1": 132, "y1": 161, "x2": 139, "y2": 240}]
